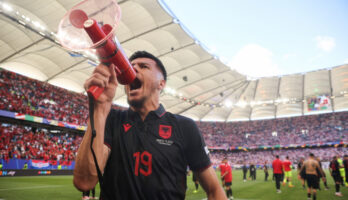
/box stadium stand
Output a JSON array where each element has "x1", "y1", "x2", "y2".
[
  {"x1": 210, "y1": 147, "x2": 348, "y2": 167},
  {"x1": 0, "y1": 69, "x2": 347, "y2": 170},
  {"x1": 0, "y1": 123, "x2": 81, "y2": 162},
  {"x1": 0, "y1": 68, "x2": 125, "y2": 126},
  {"x1": 198, "y1": 112, "x2": 348, "y2": 149}
]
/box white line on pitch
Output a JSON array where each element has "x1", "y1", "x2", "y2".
[
  {"x1": 0, "y1": 185, "x2": 65, "y2": 191},
  {"x1": 201, "y1": 198, "x2": 259, "y2": 200}
]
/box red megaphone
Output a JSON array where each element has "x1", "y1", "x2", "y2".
[{"x1": 57, "y1": 0, "x2": 136, "y2": 100}]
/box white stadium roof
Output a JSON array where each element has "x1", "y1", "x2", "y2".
[{"x1": 0, "y1": 0, "x2": 347, "y2": 121}]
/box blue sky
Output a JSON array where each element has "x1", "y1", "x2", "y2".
[{"x1": 161, "y1": 0, "x2": 348, "y2": 77}]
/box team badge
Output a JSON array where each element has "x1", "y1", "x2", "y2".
[
  {"x1": 123, "y1": 123, "x2": 132, "y2": 132},
  {"x1": 159, "y1": 125, "x2": 172, "y2": 139}
]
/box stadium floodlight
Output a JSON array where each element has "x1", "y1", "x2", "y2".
[
  {"x1": 236, "y1": 101, "x2": 247, "y2": 108},
  {"x1": 224, "y1": 100, "x2": 232, "y2": 108}
]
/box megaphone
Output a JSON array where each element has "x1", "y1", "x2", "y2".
[{"x1": 57, "y1": 0, "x2": 136, "y2": 100}]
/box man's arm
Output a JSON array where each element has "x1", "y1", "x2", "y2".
[
  {"x1": 73, "y1": 64, "x2": 118, "y2": 191},
  {"x1": 316, "y1": 162, "x2": 325, "y2": 180},
  {"x1": 299, "y1": 161, "x2": 306, "y2": 174},
  {"x1": 221, "y1": 171, "x2": 227, "y2": 178},
  {"x1": 196, "y1": 166, "x2": 227, "y2": 200}
]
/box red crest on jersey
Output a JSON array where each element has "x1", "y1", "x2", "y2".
[
  {"x1": 159, "y1": 125, "x2": 172, "y2": 139},
  {"x1": 123, "y1": 123, "x2": 132, "y2": 132}
]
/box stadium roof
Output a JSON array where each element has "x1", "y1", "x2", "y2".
[{"x1": 0, "y1": 0, "x2": 347, "y2": 121}]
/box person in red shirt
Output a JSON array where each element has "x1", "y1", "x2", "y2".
[
  {"x1": 219, "y1": 160, "x2": 226, "y2": 187},
  {"x1": 282, "y1": 156, "x2": 294, "y2": 187},
  {"x1": 221, "y1": 158, "x2": 233, "y2": 200},
  {"x1": 272, "y1": 155, "x2": 284, "y2": 193}
]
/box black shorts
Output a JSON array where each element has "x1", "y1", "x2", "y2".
[
  {"x1": 306, "y1": 174, "x2": 319, "y2": 189},
  {"x1": 225, "y1": 182, "x2": 232, "y2": 187},
  {"x1": 300, "y1": 170, "x2": 306, "y2": 180},
  {"x1": 332, "y1": 173, "x2": 343, "y2": 183}
]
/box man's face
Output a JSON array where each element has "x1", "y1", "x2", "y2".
[{"x1": 125, "y1": 57, "x2": 165, "y2": 108}]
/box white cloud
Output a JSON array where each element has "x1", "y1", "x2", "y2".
[
  {"x1": 283, "y1": 53, "x2": 296, "y2": 60},
  {"x1": 314, "y1": 36, "x2": 335, "y2": 52},
  {"x1": 228, "y1": 44, "x2": 280, "y2": 77},
  {"x1": 344, "y1": 58, "x2": 348, "y2": 64}
]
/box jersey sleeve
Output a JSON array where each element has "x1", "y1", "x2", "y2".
[{"x1": 179, "y1": 116, "x2": 211, "y2": 171}]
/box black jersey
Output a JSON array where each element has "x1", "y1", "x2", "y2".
[
  {"x1": 242, "y1": 165, "x2": 248, "y2": 173},
  {"x1": 344, "y1": 159, "x2": 348, "y2": 171},
  {"x1": 250, "y1": 165, "x2": 255, "y2": 172},
  {"x1": 101, "y1": 105, "x2": 211, "y2": 200},
  {"x1": 264, "y1": 165, "x2": 268, "y2": 172},
  {"x1": 297, "y1": 162, "x2": 303, "y2": 169},
  {"x1": 330, "y1": 160, "x2": 340, "y2": 175}
]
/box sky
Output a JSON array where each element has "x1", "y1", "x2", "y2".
[{"x1": 161, "y1": 0, "x2": 348, "y2": 78}]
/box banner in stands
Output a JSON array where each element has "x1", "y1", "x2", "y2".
[
  {"x1": 31, "y1": 160, "x2": 50, "y2": 169},
  {"x1": 0, "y1": 170, "x2": 73, "y2": 177},
  {"x1": 208, "y1": 141, "x2": 347, "y2": 151},
  {"x1": 0, "y1": 159, "x2": 75, "y2": 170},
  {"x1": 0, "y1": 110, "x2": 86, "y2": 131}
]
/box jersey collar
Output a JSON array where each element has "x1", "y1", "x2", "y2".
[
  {"x1": 153, "y1": 104, "x2": 166, "y2": 118},
  {"x1": 128, "y1": 104, "x2": 166, "y2": 120}
]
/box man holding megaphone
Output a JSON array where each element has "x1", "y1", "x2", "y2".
[{"x1": 73, "y1": 51, "x2": 226, "y2": 200}]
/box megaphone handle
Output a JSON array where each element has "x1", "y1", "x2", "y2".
[{"x1": 88, "y1": 85, "x2": 104, "y2": 100}]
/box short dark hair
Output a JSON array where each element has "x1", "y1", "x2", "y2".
[
  {"x1": 286, "y1": 156, "x2": 289, "y2": 159},
  {"x1": 129, "y1": 51, "x2": 167, "y2": 81},
  {"x1": 309, "y1": 153, "x2": 314, "y2": 157},
  {"x1": 275, "y1": 155, "x2": 279, "y2": 158}
]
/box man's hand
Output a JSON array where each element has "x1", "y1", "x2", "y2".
[{"x1": 84, "y1": 64, "x2": 118, "y2": 105}]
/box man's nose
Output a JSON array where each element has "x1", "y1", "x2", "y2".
[{"x1": 133, "y1": 65, "x2": 139, "y2": 73}]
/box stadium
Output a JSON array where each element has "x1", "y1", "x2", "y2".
[{"x1": 0, "y1": 0, "x2": 347, "y2": 200}]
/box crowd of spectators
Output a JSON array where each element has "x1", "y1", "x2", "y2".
[
  {"x1": 210, "y1": 147, "x2": 348, "y2": 167},
  {"x1": 198, "y1": 112, "x2": 348, "y2": 149},
  {"x1": 0, "y1": 123, "x2": 82, "y2": 162},
  {"x1": 0, "y1": 69, "x2": 125, "y2": 126},
  {"x1": 1, "y1": 68, "x2": 347, "y2": 166}
]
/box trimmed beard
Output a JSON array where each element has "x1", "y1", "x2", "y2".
[{"x1": 128, "y1": 96, "x2": 146, "y2": 109}]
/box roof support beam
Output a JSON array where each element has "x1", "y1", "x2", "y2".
[
  {"x1": 120, "y1": 21, "x2": 173, "y2": 44},
  {"x1": 175, "y1": 68, "x2": 232, "y2": 90},
  {"x1": 157, "y1": 42, "x2": 195, "y2": 58},
  {"x1": 274, "y1": 77, "x2": 281, "y2": 118},
  {"x1": 45, "y1": 59, "x2": 87, "y2": 82},
  {"x1": 0, "y1": 38, "x2": 45, "y2": 63},
  {"x1": 248, "y1": 80, "x2": 259, "y2": 121},
  {"x1": 166, "y1": 79, "x2": 246, "y2": 110},
  {"x1": 168, "y1": 58, "x2": 213, "y2": 76},
  {"x1": 328, "y1": 70, "x2": 335, "y2": 112},
  {"x1": 223, "y1": 81, "x2": 252, "y2": 121},
  {"x1": 198, "y1": 81, "x2": 249, "y2": 120},
  {"x1": 175, "y1": 81, "x2": 247, "y2": 115}
]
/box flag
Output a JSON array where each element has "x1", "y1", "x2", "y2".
[
  {"x1": 15, "y1": 113, "x2": 25, "y2": 120},
  {"x1": 31, "y1": 160, "x2": 50, "y2": 169}
]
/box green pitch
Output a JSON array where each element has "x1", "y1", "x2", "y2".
[{"x1": 0, "y1": 170, "x2": 347, "y2": 200}]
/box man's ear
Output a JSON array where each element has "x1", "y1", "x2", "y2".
[{"x1": 158, "y1": 79, "x2": 166, "y2": 91}]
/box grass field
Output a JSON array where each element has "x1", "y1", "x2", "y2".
[{"x1": 0, "y1": 170, "x2": 347, "y2": 200}]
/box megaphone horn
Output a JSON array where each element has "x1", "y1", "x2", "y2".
[{"x1": 57, "y1": 0, "x2": 136, "y2": 100}]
